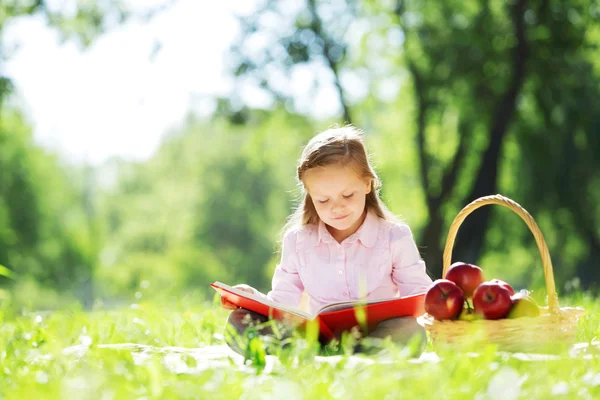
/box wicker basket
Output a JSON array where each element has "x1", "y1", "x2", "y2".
[{"x1": 419, "y1": 194, "x2": 585, "y2": 352}]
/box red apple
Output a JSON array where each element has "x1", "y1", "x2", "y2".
[
  {"x1": 472, "y1": 282, "x2": 513, "y2": 320},
  {"x1": 445, "y1": 262, "x2": 485, "y2": 297},
  {"x1": 424, "y1": 279, "x2": 465, "y2": 320},
  {"x1": 489, "y1": 279, "x2": 515, "y2": 296}
]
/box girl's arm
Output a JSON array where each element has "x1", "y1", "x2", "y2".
[
  {"x1": 390, "y1": 224, "x2": 433, "y2": 296},
  {"x1": 265, "y1": 230, "x2": 305, "y2": 308}
]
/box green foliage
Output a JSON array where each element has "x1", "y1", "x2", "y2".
[
  {"x1": 94, "y1": 111, "x2": 315, "y2": 298},
  {"x1": 0, "y1": 111, "x2": 97, "y2": 299},
  {"x1": 0, "y1": 264, "x2": 12, "y2": 278},
  {"x1": 0, "y1": 0, "x2": 175, "y2": 304}
]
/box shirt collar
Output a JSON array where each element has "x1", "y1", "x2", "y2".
[{"x1": 312, "y1": 210, "x2": 379, "y2": 248}]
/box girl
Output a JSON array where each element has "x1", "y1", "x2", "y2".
[{"x1": 221, "y1": 126, "x2": 433, "y2": 355}]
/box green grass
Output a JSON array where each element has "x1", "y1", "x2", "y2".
[{"x1": 0, "y1": 293, "x2": 598, "y2": 399}]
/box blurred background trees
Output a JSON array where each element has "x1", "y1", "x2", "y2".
[
  {"x1": 226, "y1": 0, "x2": 600, "y2": 289},
  {"x1": 0, "y1": 0, "x2": 599, "y2": 309}
]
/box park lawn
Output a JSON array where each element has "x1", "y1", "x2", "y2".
[{"x1": 0, "y1": 293, "x2": 598, "y2": 399}]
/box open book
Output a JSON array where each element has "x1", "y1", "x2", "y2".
[{"x1": 211, "y1": 281, "x2": 425, "y2": 341}]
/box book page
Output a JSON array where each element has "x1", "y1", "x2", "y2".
[
  {"x1": 316, "y1": 296, "x2": 401, "y2": 314},
  {"x1": 212, "y1": 282, "x2": 313, "y2": 320}
]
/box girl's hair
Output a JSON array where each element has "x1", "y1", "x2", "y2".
[{"x1": 281, "y1": 125, "x2": 398, "y2": 237}]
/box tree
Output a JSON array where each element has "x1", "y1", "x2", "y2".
[
  {"x1": 226, "y1": 0, "x2": 600, "y2": 290},
  {"x1": 94, "y1": 111, "x2": 313, "y2": 295},
  {"x1": 0, "y1": 0, "x2": 175, "y2": 303},
  {"x1": 0, "y1": 111, "x2": 96, "y2": 298},
  {"x1": 227, "y1": 0, "x2": 355, "y2": 123}
]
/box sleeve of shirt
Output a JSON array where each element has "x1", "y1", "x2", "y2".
[
  {"x1": 390, "y1": 223, "x2": 433, "y2": 296},
  {"x1": 265, "y1": 230, "x2": 305, "y2": 308}
]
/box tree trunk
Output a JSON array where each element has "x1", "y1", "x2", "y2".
[
  {"x1": 419, "y1": 120, "x2": 471, "y2": 278},
  {"x1": 576, "y1": 229, "x2": 600, "y2": 293},
  {"x1": 420, "y1": 205, "x2": 445, "y2": 279},
  {"x1": 307, "y1": 0, "x2": 352, "y2": 124},
  {"x1": 451, "y1": 0, "x2": 529, "y2": 267}
]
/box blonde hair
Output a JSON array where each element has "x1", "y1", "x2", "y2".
[{"x1": 281, "y1": 125, "x2": 398, "y2": 238}]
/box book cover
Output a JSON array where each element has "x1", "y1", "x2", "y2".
[{"x1": 211, "y1": 281, "x2": 425, "y2": 341}]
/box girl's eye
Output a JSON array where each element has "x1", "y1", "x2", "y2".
[
  {"x1": 318, "y1": 199, "x2": 329, "y2": 204},
  {"x1": 343, "y1": 193, "x2": 354, "y2": 199}
]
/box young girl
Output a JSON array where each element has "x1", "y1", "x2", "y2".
[{"x1": 221, "y1": 126, "x2": 433, "y2": 355}]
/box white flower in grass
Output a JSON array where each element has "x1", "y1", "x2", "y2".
[
  {"x1": 486, "y1": 367, "x2": 526, "y2": 400},
  {"x1": 551, "y1": 382, "x2": 569, "y2": 396},
  {"x1": 272, "y1": 379, "x2": 303, "y2": 400},
  {"x1": 582, "y1": 371, "x2": 600, "y2": 387},
  {"x1": 79, "y1": 335, "x2": 93, "y2": 346},
  {"x1": 36, "y1": 371, "x2": 49, "y2": 384}
]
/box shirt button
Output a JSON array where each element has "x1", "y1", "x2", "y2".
[
  {"x1": 342, "y1": 291, "x2": 348, "y2": 297},
  {"x1": 338, "y1": 270, "x2": 343, "y2": 275}
]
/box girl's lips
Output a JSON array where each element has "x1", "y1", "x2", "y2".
[{"x1": 333, "y1": 214, "x2": 349, "y2": 220}]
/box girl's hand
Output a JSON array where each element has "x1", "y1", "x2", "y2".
[{"x1": 220, "y1": 284, "x2": 256, "y2": 310}]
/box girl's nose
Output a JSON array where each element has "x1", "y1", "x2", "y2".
[{"x1": 331, "y1": 200, "x2": 345, "y2": 213}]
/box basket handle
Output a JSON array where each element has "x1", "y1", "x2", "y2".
[{"x1": 442, "y1": 194, "x2": 559, "y2": 313}]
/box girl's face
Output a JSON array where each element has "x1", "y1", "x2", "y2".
[{"x1": 303, "y1": 163, "x2": 371, "y2": 240}]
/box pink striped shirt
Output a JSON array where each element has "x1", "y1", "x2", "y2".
[{"x1": 266, "y1": 211, "x2": 432, "y2": 314}]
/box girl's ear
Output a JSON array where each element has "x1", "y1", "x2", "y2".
[{"x1": 365, "y1": 179, "x2": 372, "y2": 194}]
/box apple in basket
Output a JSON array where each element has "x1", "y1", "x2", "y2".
[
  {"x1": 424, "y1": 279, "x2": 464, "y2": 320},
  {"x1": 472, "y1": 281, "x2": 513, "y2": 320},
  {"x1": 445, "y1": 262, "x2": 485, "y2": 297},
  {"x1": 507, "y1": 291, "x2": 541, "y2": 318},
  {"x1": 489, "y1": 278, "x2": 516, "y2": 296},
  {"x1": 458, "y1": 306, "x2": 481, "y2": 321}
]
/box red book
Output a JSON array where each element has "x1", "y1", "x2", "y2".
[{"x1": 211, "y1": 281, "x2": 425, "y2": 342}]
